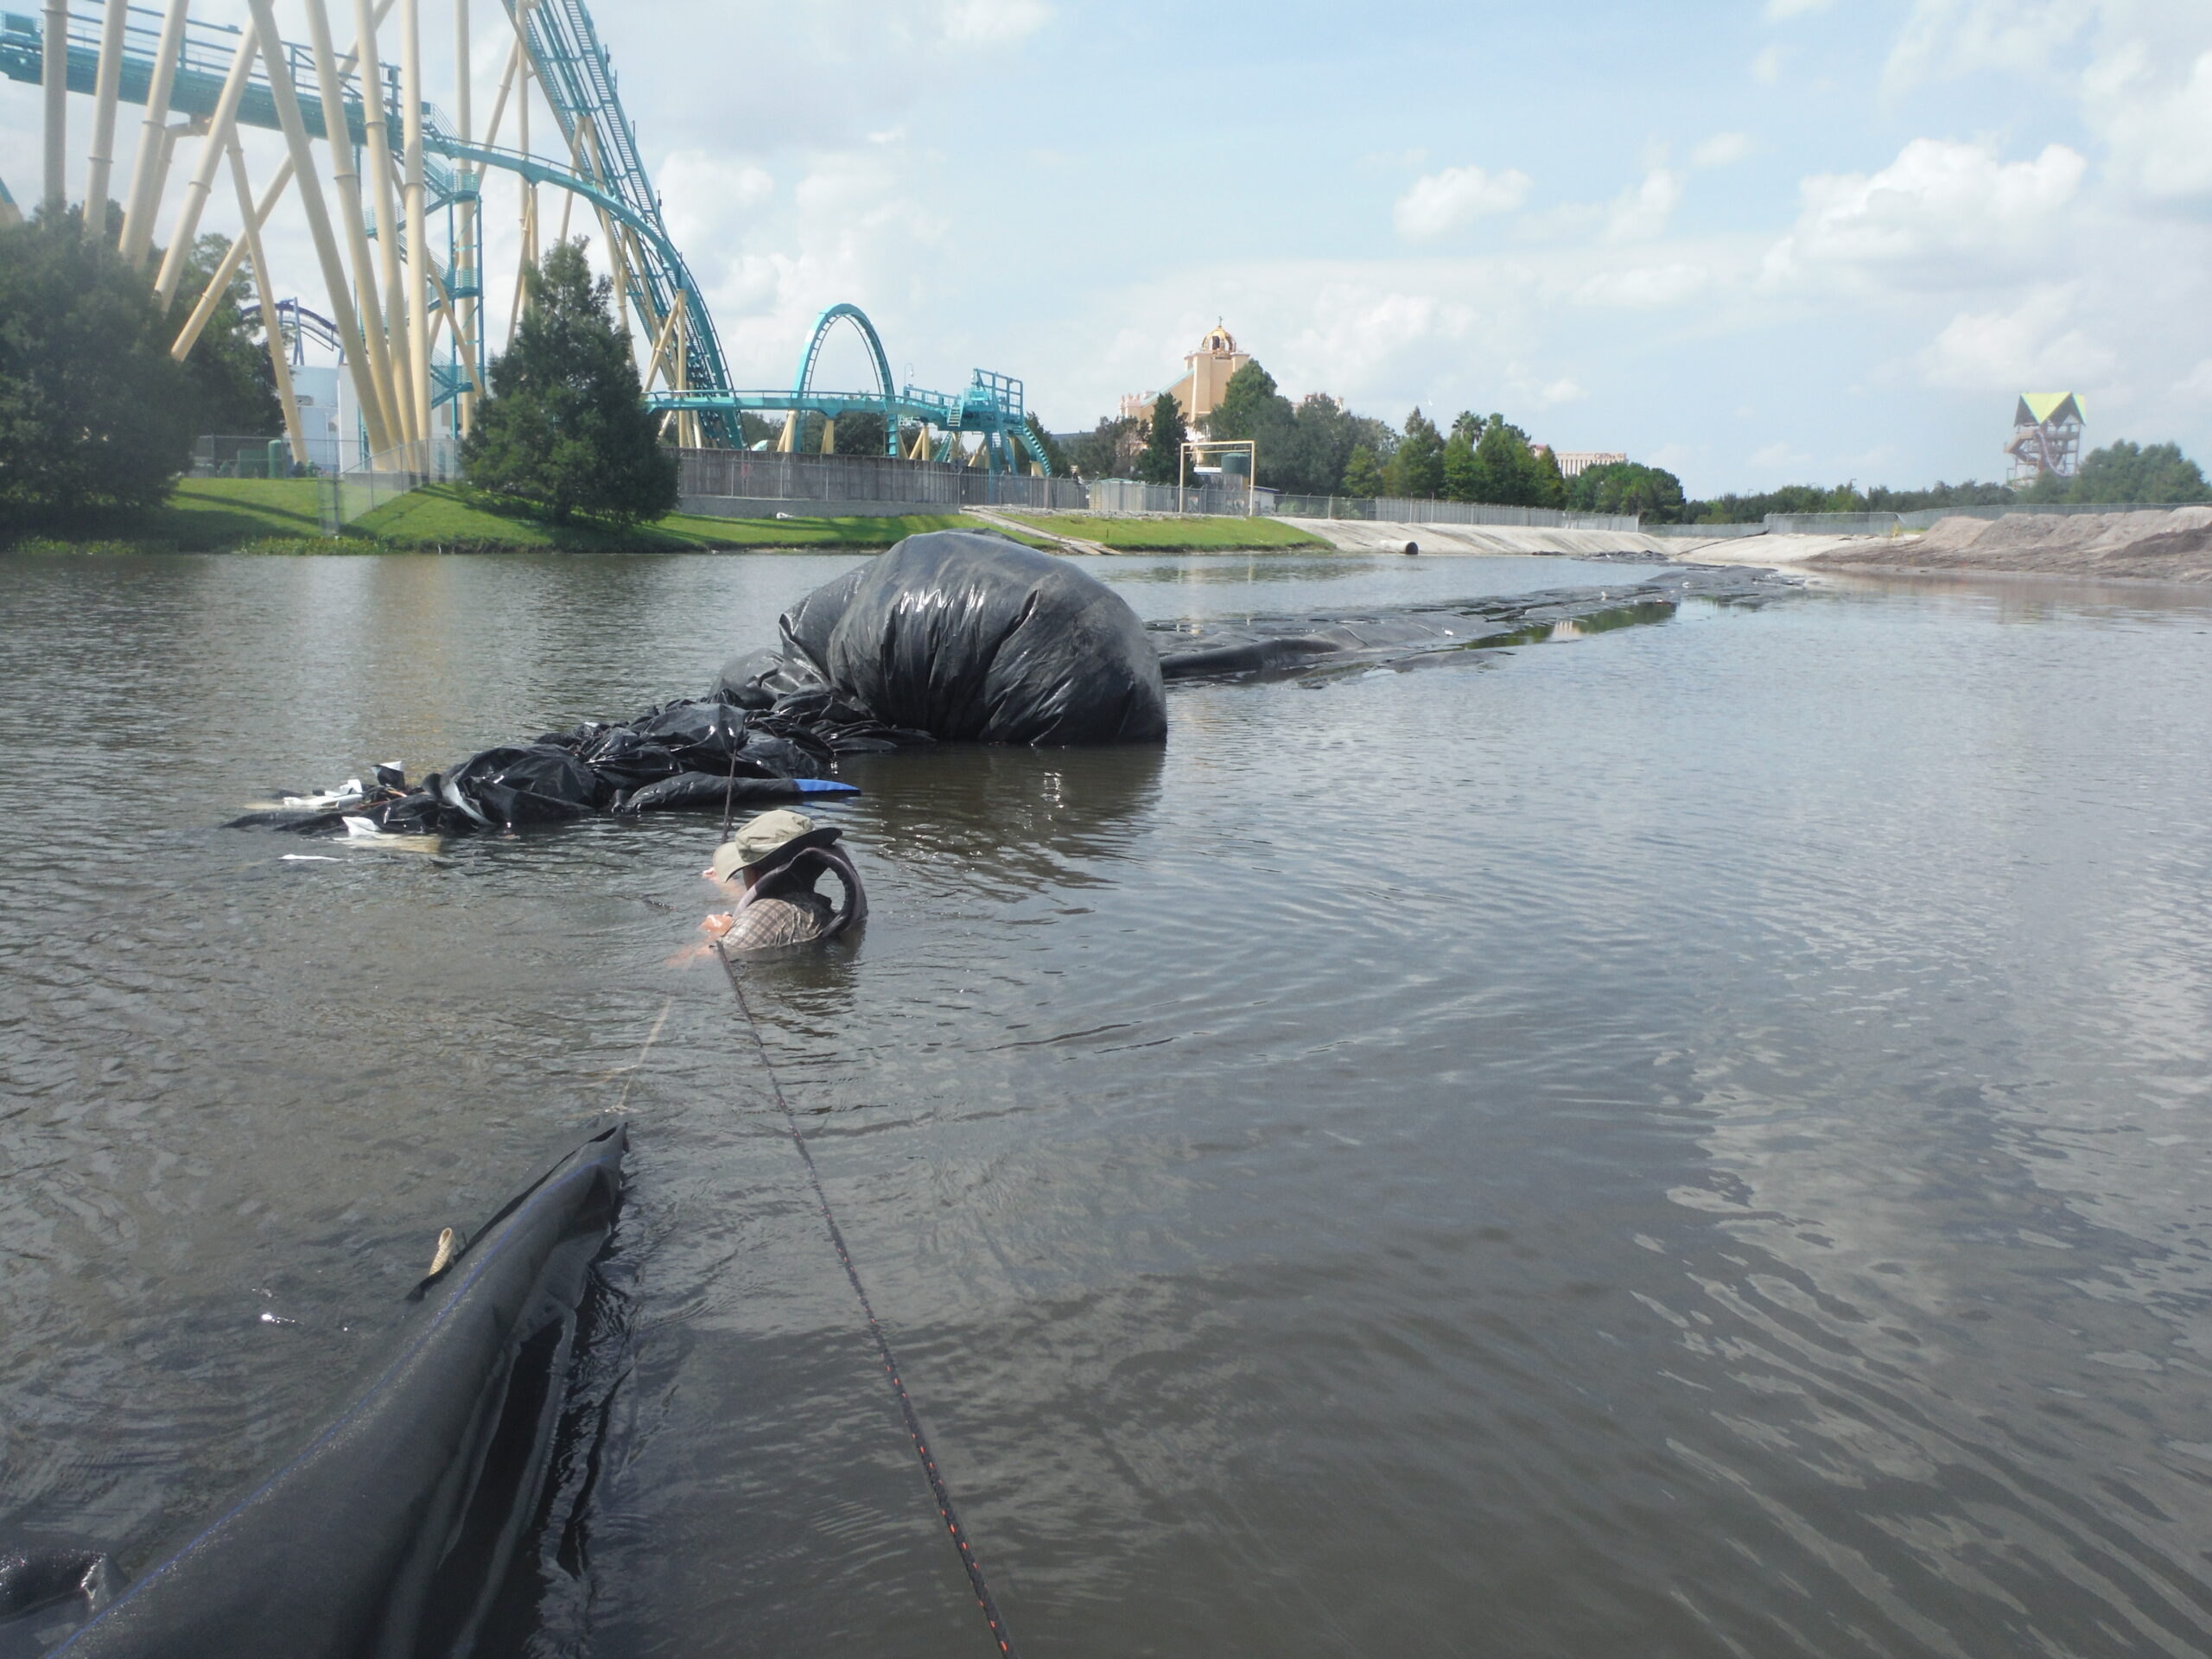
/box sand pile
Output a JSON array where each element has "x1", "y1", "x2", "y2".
[{"x1": 1813, "y1": 506, "x2": 2212, "y2": 582}]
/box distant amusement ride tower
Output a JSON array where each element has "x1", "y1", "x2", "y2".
[{"x1": 2005, "y1": 393, "x2": 2083, "y2": 486}]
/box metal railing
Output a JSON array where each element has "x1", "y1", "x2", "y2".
[
  {"x1": 190, "y1": 433, "x2": 299, "y2": 479},
  {"x1": 677, "y1": 448, "x2": 961, "y2": 506},
  {"x1": 1085, "y1": 478, "x2": 1265, "y2": 517},
  {"x1": 958, "y1": 472, "x2": 1090, "y2": 511},
  {"x1": 675, "y1": 450, "x2": 1089, "y2": 512}
]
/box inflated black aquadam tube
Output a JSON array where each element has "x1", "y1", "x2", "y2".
[{"x1": 42, "y1": 1123, "x2": 627, "y2": 1659}]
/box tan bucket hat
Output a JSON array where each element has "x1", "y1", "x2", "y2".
[{"x1": 707, "y1": 809, "x2": 841, "y2": 881}]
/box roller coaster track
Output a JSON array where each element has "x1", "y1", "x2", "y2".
[{"x1": 1, "y1": 1, "x2": 1051, "y2": 469}]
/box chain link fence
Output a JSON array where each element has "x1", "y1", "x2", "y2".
[{"x1": 317, "y1": 439, "x2": 462, "y2": 534}]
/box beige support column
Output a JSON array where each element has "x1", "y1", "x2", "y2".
[
  {"x1": 399, "y1": 0, "x2": 430, "y2": 456},
  {"x1": 145, "y1": 111, "x2": 203, "y2": 230},
  {"x1": 85, "y1": 0, "x2": 130, "y2": 221},
  {"x1": 227, "y1": 139, "x2": 308, "y2": 467},
  {"x1": 819, "y1": 416, "x2": 836, "y2": 455},
  {"x1": 351, "y1": 0, "x2": 410, "y2": 446},
  {"x1": 245, "y1": 0, "x2": 391, "y2": 454},
  {"x1": 118, "y1": 0, "x2": 191, "y2": 264},
  {"x1": 166, "y1": 0, "x2": 394, "y2": 345},
  {"x1": 41, "y1": 0, "x2": 67, "y2": 217},
  {"x1": 303, "y1": 0, "x2": 400, "y2": 448},
  {"x1": 152, "y1": 24, "x2": 257, "y2": 306},
  {"x1": 172, "y1": 153, "x2": 292, "y2": 358},
  {"x1": 776, "y1": 410, "x2": 797, "y2": 454}
]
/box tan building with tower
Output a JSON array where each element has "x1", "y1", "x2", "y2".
[{"x1": 1120, "y1": 322, "x2": 1252, "y2": 429}]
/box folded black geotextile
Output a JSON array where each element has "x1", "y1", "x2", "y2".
[
  {"x1": 718, "y1": 531, "x2": 1169, "y2": 746},
  {"x1": 19, "y1": 1124, "x2": 629, "y2": 1659}
]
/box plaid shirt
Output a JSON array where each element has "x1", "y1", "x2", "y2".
[{"x1": 721, "y1": 890, "x2": 836, "y2": 950}]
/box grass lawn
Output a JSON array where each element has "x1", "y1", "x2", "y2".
[
  {"x1": 12, "y1": 480, "x2": 1334, "y2": 555},
  {"x1": 143, "y1": 478, "x2": 332, "y2": 547},
  {"x1": 1000, "y1": 512, "x2": 1328, "y2": 550},
  {"x1": 355, "y1": 485, "x2": 981, "y2": 550},
  {"x1": 8, "y1": 480, "x2": 994, "y2": 553}
]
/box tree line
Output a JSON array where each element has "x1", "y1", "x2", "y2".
[
  {"x1": 0, "y1": 206, "x2": 282, "y2": 524},
  {"x1": 1053, "y1": 351, "x2": 2212, "y2": 520},
  {"x1": 1, "y1": 209, "x2": 677, "y2": 532}
]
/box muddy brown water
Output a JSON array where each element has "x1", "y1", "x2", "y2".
[{"x1": 3, "y1": 550, "x2": 2211, "y2": 1657}]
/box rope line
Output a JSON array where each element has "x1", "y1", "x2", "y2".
[{"x1": 714, "y1": 940, "x2": 1020, "y2": 1659}]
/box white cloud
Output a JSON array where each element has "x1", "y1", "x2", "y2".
[
  {"x1": 1883, "y1": 0, "x2": 2094, "y2": 96},
  {"x1": 1920, "y1": 285, "x2": 2118, "y2": 390},
  {"x1": 659, "y1": 153, "x2": 775, "y2": 222},
  {"x1": 1763, "y1": 137, "x2": 2085, "y2": 288},
  {"x1": 1751, "y1": 441, "x2": 1812, "y2": 471},
  {"x1": 2086, "y1": 43, "x2": 2212, "y2": 200},
  {"x1": 1576, "y1": 264, "x2": 1710, "y2": 308},
  {"x1": 2177, "y1": 359, "x2": 2212, "y2": 404},
  {"x1": 1605, "y1": 168, "x2": 1684, "y2": 242},
  {"x1": 1751, "y1": 45, "x2": 1786, "y2": 84},
  {"x1": 1393, "y1": 165, "x2": 1534, "y2": 241},
  {"x1": 1692, "y1": 132, "x2": 1756, "y2": 168},
  {"x1": 938, "y1": 0, "x2": 1050, "y2": 46},
  {"x1": 1767, "y1": 0, "x2": 1833, "y2": 16},
  {"x1": 1540, "y1": 378, "x2": 1586, "y2": 406}
]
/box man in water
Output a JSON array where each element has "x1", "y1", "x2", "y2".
[{"x1": 701, "y1": 809, "x2": 867, "y2": 950}]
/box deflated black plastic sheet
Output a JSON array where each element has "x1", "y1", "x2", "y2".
[
  {"x1": 38, "y1": 1124, "x2": 628, "y2": 1659},
  {"x1": 721, "y1": 532, "x2": 1168, "y2": 746}
]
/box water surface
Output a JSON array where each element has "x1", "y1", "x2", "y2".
[{"x1": 3, "y1": 550, "x2": 2210, "y2": 1656}]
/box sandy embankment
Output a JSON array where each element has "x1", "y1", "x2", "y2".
[
  {"x1": 1808, "y1": 507, "x2": 2212, "y2": 583},
  {"x1": 1281, "y1": 518, "x2": 1669, "y2": 557}
]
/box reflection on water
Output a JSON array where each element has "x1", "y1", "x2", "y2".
[{"x1": 3, "y1": 552, "x2": 2211, "y2": 1657}]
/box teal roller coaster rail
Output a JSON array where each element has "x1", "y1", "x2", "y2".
[
  {"x1": 645, "y1": 302, "x2": 1053, "y2": 474},
  {"x1": 1, "y1": 1, "x2": 1051, "y2": 468}
]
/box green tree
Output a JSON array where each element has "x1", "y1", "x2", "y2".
[
  {"x1": 1523, "y1": 442, "x2": 1568, "y2": 508},
  {"x1": 1469, "y1": 416, "x2": 1531, "y2": 504},
  {"x1": 2050, "y1": 440, "x2": 2211, "y2": 504},
  {"x1": 1441, "y1": 426, "x2": 1479, "y2": 501},
  {"x1": 830, "y1": 408, "x2": 888, "y2": 455},
  {"x1": 1022, "y1": 412, "x2": 1071, "y2": 474},
  {"x1": 1569, "y1": 460, "x2": 1686, "y2": 519},
  {"x1": 1341, "y1": 442, "x2": 1386, "y2": 497},
  {"x1": 1208, "y1": 359, "x2": 1294, "y2": 443},
  {"x1": 1135, "y1": 390, "x2": 1186, "y2": 484},
  {"x1": 171, "y1": 232, "x2": 279, "y2": 436},
  {"x1": 1063, "y1": 413, "x2": 1138, "y2": 480},
  {"x1": 1391, "y1": 407, "x2": 1445, "y2": 499},
  {"x1": 0, "y1": 207, "x2": 200, "y2": 524},
  {"x1": 463, "y1": 238, "x2": 677, "y2": 525}
]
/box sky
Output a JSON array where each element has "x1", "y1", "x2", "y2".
[{"x1": 7, "y1": 0, "x2": 2212, "y2": 494}]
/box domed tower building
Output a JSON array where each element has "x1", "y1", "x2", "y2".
[
  {"x1": 1121, "y1": 323, "x2": 1252, "y2": 430},
  {"x1": 1170, "y1": 323, "x2": 1250, "y2": 428}
]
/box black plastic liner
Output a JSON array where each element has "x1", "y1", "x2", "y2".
[
  {"x1": 1148, "y1": 566, "x2": 1793, "y2": 681},
  {"x1": 227, "y1": 696, "x2": 866, "y2": 837},
  {"x1": 19, "y1": 1125, "x2": 629, "y2": 1659},
  {"x1": 719, "y1": 531, "x2": 1168, "y2": 746}
]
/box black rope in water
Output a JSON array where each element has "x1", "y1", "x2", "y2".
[
  {"x1": 714, "y1": 940, "x2": 1021, "y2": 1659},
  {"x1": 717, "y1": 711, "x2": 744, "y2": 843}
]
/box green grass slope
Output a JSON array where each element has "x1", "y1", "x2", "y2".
[{"x1": 355, "y1": 485, "x2": 979, "y2": 550}]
